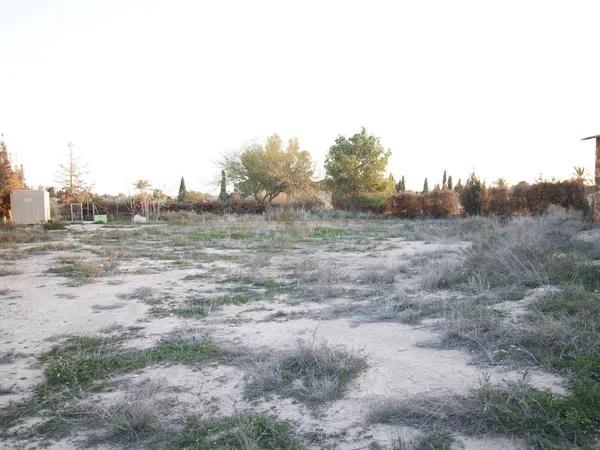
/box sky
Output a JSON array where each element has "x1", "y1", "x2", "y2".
[{"x1": 1, "y1": 0, "x2": 599, "y2": 196}]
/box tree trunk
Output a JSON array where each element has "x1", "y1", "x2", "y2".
[{"x1": 264, "y1": 200, "x2": 273, "y2": 221}]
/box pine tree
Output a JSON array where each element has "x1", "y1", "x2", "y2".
[
  {"x1": 442, "y1": 170, "x2": 447, "y2": 189},
  {"x1": 401, "y1": 176, "x2": 405, "y2": 191},
  {"x1": 460, "y1": 173, "x2": 486, "y2": 215},
  {"x1": 423, "y1": 178, "x2": 429, "y2": 194},
  {"x1": 447, "y1": 175, "x2": 453, "y2": 190},
  {"x1": 177, "y1": 176, "x2": 187, "y2": 202},
  {"x1": 218, "y1": 170, "x2": 228, "y2": 202}
]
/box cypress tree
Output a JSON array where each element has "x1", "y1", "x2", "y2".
[
  {"x1": 177, "y1": 176, "x2": 187, "y2": 202},
  {"x1": 454, "y1": 178, "x2": 463, "y2": 193},
  {"x1": 447, "y1": 175, "x2": 453, "y2": 190},
  {"x1": 219, "y1": 170, "x2": 228, "y2": 202},
  {"x1": 423, "y1": 178, "x2": 429, "y2": 194},
  {"x1": 442, "y1": 170, "x2": 447, "y2": 189}
]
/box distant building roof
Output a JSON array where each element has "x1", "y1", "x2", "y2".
[{"x1": 581, "y1": 135, "x2": 600, "y2": 141}]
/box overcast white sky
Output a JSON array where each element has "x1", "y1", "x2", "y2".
[{"x1": 1, "y1": 0, "x2": 599, "y2": 195}]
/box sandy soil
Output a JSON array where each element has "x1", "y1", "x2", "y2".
[{"x1": 0, "y1": 225, "x2": 566, "y2": 449}]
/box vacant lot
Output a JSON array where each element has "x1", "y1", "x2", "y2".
[{"x1": 0, "y1": 209, "x2": 598, "y2": 449}]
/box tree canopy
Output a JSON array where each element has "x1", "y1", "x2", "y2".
[
  {"x1": 324, "y1": 128, "x2": 391, "y2": 208},
  {"x1": 221, "y1": 134, "x2": 315, "y2": 218},
  {"x1": 0, "y1": 137, "x2": 27, "y2": 219}
]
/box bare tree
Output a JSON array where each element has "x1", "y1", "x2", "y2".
[{"x1": 55, "y1": 143, "x2": 91, "y2": 203}]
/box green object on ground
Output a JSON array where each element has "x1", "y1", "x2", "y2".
[{"x1": 93, "y1": 215, "x2": 108, "y2": 224}]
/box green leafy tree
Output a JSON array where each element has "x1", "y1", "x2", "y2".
[
  {"x1": 324, "y1": 128, "x2": 391, "y2": 209},
  {"x1": 177, "y1": 176, "x2": 187, "y2": 202},
  {"x1": 460, "y1": 173, "x2": 486, "y2": 215},
  {"x1": 221, "y1": 134, "x2": 315, "y2": 220},
  {"x1": 218, "y1": 170, "x2": 229, "y2": 202},
  {"x1": 0, "y1": 137, "x2": 27, "y2": 219},
  {"x1": 384, "y1": 173, "x2": 396, "y2": 194},
  {"x1": 423, "y1": 178, "x2": 429, "y2": 194}
]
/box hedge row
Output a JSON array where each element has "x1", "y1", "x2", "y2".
[
  {"x1": 387, "y1": 190, "x2": 460, "y2": 218},
  {"x1": 61, "y1": 180, "x2": 589, "y2": 221},
  {"x1": 484, "y1": 181, "x2": 589, "y2": 216},
  {"x1": 386, "y1": 181, "x2": 589, "y2": 219},
  {"x1": 86, "y1": 195, "x2": 325, "y2": 220}
]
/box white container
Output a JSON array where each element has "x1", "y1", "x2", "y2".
[{"x1": 10, "y1": 189, "x2": 51, "y2": 224}]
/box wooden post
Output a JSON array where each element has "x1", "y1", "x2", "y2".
[
  {"x1": 582, "y1": 135, "x2": 600, "y2": 225},
  {"x1": 595, "y1": 137, "x2": 600, "y2": 225}
]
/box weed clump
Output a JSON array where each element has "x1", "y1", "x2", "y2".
[
  {"x1": 43, "y1": 221, "x2": 67, "y2": 230},
  {"x1": 37, "y1": 331, "x2": 219, "y2": 395},
  {"x1": 245, "y1": 339, "x2": 367, "y2": 404},
  {"x1": 173, "y1": 413, "x2": 301, "y2": 449}
]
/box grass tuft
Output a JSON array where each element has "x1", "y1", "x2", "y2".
[
  {"x1": 172, "y1": 413, "x2": 301, "y2": 449},
  {"x1": 245, "y1": 338, "x2": 367, "y2": 405}
]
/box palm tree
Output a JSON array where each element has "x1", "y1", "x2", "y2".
[
  {"x1": 494, "y1": 178, "x2": 508, "y2": 189},
  {"x1": 133, "y1": 179, "x2": 151, "y2": 192},
  {"x1": 133, "y1": 179, "x2": 151, "y2": 217},
  {"x1": 573, "y1": 166, "x2": 588, "y2": 184}
]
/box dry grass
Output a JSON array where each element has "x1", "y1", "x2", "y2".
[
  {"x1": 0, "y1": 227, "x2": 57, "y2": 244},
  {"x1": 46, "y1": 254, "x2": 120, "y2": 285},
  {"x1": 244, "y1": 338, "x2": 367, "y2": 405},
  {"x1": 464, "y1": 208, "x2": 588, "y2": 290},
  {"x1": 369, "y1": 365, "x2": 600, "y2": 450}
]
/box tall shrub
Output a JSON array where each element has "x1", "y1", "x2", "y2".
[
  {"x1": 460, "y1": 173, "x2": 486, "y2": 216},
  {"x1": 423, "y1": 189, "x2": 460, "y2": 218},
  {"x1": 386, "y1": 192, "x2": 423, "y2": 218}
]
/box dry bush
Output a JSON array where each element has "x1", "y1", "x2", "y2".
[
  {"x1": 484, "y1": 181, "x2": 589, "y2": 217},
  {"x1": 414, "y1": 256, "x2": 464, "y2": 291},
  {"x1": 422, "y1": 190, "x2": 460, "y2": 218},
  {"x1": 386, "y1": 192, "x2": 424, "y2": 218},
  {"x1": 387, "y1": 191, "x2": 459, "y2": 219},
  {"x1": 523, "y1": 181, "x2": 589, "y2": 215},
  {"x1": 484, "y1": 187, "x2": 511, "y2": 216}
]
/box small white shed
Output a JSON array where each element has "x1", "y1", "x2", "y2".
[{"x1": 10, "y1": 189, "x2": 51, "y2": 224}]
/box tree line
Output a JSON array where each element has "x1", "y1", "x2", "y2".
[{"x1": 0, "y1": 130, "x2": 593, "y2": 222}]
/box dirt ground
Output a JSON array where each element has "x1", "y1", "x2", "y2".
[{"x1": 0, "y1": 216, "x2": 572, "y2": 449}]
